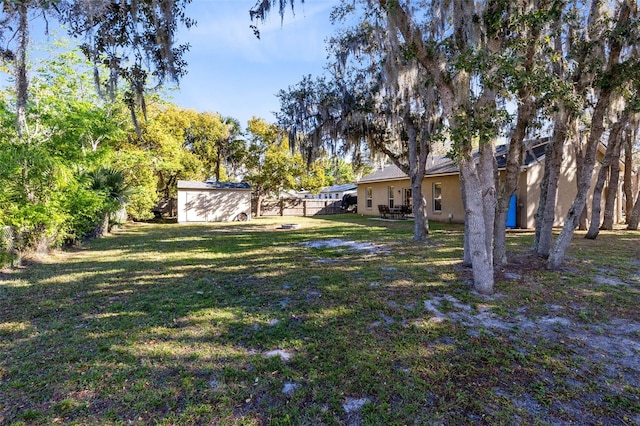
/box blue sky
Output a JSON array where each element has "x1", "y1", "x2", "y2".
[
  {"x1": 0, "y1": 1, "x2": 338, "y2": 129},
  {"x1": 168, "y1": 0, "x2": 339, "y2": 128}
]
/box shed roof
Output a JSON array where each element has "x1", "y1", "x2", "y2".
[
  {"x1": 358, "y1": 140, "x2": 548, "y2": 184},
  {"x1": 177, "y1": 180, "x2": 251, "y2": 190}
]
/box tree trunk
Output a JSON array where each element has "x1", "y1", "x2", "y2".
[
  {"x1": 575, "y1": 135, "x2": 589, "y2": 233},
  {"x1": 215, "y1": 141, "x2": 222, "y2": 182},
  {"x1": 493, "y1": 201, "x2": 510, "y2": 264},
  {"x1": 255, "y1": 193, "x2": 263, "y2": 217},
  {"x1": 627, "y1": 187, "x2": 640, "y2": 230},
  {"x1": 460, "y1": 171, "x2": 472, "y2": 266},
  {"x1": 585, "y1": 121, "x2": 622, "y2": 238},
  {"x1": 15, "y1": 3, "x2": 31, "y2": 201},
  {"x1": 480, "y1": 138, "x2": 497, "y2": 267},
  {"x1": 15, "y1": 2, "x2": 29, "y2": 138},
  {"x1": 602, "y1": 130, "x2": 622, "y2": 229},
  {"x1": 585, "y1": 170, "x2": 606, "y2": 239},
  {"x1": 546, "y1": 0, "x2": 631, "y2": 269},
  {"x1": 412, "y1": 179, "x2": 428, "y2": 240},
  {"x1": 548, "y1": 88, "x2": 613, "y2": 269},
  {"x1": 384, "y1": 146, "x2": 430, "y2": 241},
  {"x1": 533, "y1": 111, "x2": 568, "y2": 257},
  {"x1": 623, "y1": 132, "x2": 635, "y2": 223},
  {"x1": 533, "y1": 21, "x2": 568, "y2": 255},
  {"x1": 383, "y1": 108, "x2": 433, "y2": 241},
  {"x1": 494, "y1": 98, "x2": 534, "y2": 265},
  {"x1": 460, "y1": 155, "x2": 494, "y2": 295},
  {"x1": 128, "y1": 103, "x2": 142, "y2": 140},
  {"x1": 578, "y1": 206, "x2": 588, "y2": 231},
  {"x1": 407, "y1": 114, "x2": 430, "y2": 241},
  {"x1": 494, "y1": 11, "x2": 541, "y2": 265},
  {"x1": 92, "y1": 212, "x2": 110, "y2": 238}
]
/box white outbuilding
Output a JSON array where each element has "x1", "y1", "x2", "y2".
[{"x1": 177, "y1": 180, "x2": 251, "y2": 223}]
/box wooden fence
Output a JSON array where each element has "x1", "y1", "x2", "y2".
[{"x1": 255, "y1": 198, "x2": 345, "y2": 217}]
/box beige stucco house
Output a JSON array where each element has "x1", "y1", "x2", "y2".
[
  {"x1": 356, "y1": 140, "x2": 624, "y2": 229},
  {"x1": 177, "y1": 180, "x2": 251, "y2": 223}
]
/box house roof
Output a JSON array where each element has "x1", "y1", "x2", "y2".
[
  {"x1": 280, "y1": 189, "x2": 313, "y2": 198},
  {"x1": 318, "y1": 183, "x2": 357, "y2": 193},
  {"x1": 358, "y1": 140, "x2": 549, "y2": 184},
  {"x1": 177, "y1": 180, "x2": 251, "y2": 190},
  {"x1": 358, "y1": 164, "x2": 409, "y2": 184},
  {"x1": 495, "y1": 138, "x2": 549, "y2": 170}
]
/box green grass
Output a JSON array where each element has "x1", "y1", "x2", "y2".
[{"x1": 0, "y1": 215, "x2": 638, "y2": 425}]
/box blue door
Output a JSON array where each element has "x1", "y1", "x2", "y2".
[{"x1": 506, "y1": 194, "x2": 517, "y2": 229}]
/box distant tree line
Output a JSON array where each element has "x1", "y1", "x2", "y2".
[{"x1": 0, "y1": 43, "x2": 360, "y2": 266}]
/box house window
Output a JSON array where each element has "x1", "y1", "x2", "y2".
[
  {"x1": 388, "y1": 186, "x2": 395, "y2": 208},
  {"x1": 433, "y1": 182, "x2": 442, "y2": 212},
  {"x1": 366, "y1": 187, "x2": 373, "y2": 208},
  {"x1": 403, "y1": 188, "x2": 412, "y2": 208}
]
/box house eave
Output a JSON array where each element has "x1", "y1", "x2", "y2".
[{"x1": 357, "y1": 176, "x2": 409, "y2": 185}]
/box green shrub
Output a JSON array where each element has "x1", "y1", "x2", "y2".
[{"x1": 58, "y1": 183, "x2": 107, "y2": 243}]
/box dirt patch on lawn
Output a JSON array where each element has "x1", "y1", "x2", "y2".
[
  {"x1": 422, "y1": 290, "x2": 640, "y2": 425},
  {"x1": 299, "y1": 238, "x2": 388, "y2": 254}
]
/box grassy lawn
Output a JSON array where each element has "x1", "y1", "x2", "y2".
[{"x1": 0, "y1": 215, "x2": 638, "y2": 425}]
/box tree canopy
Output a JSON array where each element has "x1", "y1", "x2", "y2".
[{"x1": 270, "y1": 0, "x2": 640, "y2": 294}]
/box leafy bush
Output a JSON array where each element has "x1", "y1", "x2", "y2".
[
  {"x1": 126, "y1": 186, "x2": 157, "y2": 221},
  {"x1": 58, "y1": 182, "x2": 107, "y2": 243},
  {"x1": 112, "y1": 149, "x2": 159, "y2": 221},
  {"x1": 10, "y1": 202, "x2": 68, "y2": 253}
]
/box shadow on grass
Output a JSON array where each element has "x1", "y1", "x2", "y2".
[{"x1": 1, "y1": 216, "x2": 638, "y2": 425}]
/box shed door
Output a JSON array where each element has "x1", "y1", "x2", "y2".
[{"x1": 185, "y1": 192, "x2": 209, "y2": 222}]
